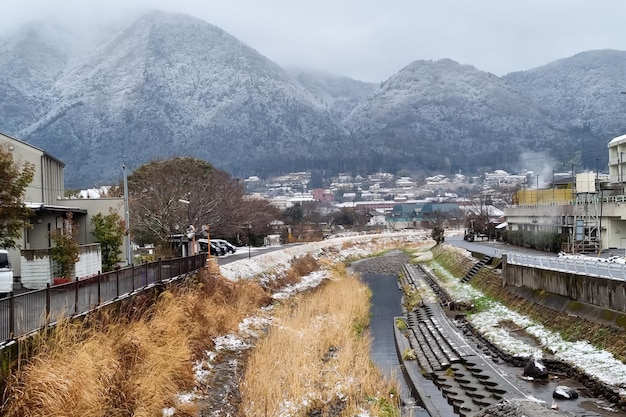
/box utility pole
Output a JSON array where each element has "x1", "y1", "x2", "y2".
[
  {"x1": 536, "y1": 175, "x2": 539, "y2": 205},
  {"x1": 552, "y1": 170, "x2": 555, "y2": 204},
  {"x1": 123, "y1": 164, "x2": 132, "y2": 266}
]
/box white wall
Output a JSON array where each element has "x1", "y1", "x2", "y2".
[
  {"x1": 20, "y1": 250, "x2": 53, "y2": 290},
  {"x1": 20, "y1": 244, "x2": 102, "y2": 290},
  {"x1": 74, "y1": 244, "x2": 102, "y2": 279}
]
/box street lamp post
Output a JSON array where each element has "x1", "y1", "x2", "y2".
[
  {"x1": 201, "y1": 224, "x2": 211, "y2": 263},
  {"x1": 247, "y1": 222, "x2": 252, "y2": 259},
  {"x1": 178, "y1": 199, "x2": 195, "y2": 256},
  {"x1": 187, "y1": 225, "x2": 196, "y2": 256}
]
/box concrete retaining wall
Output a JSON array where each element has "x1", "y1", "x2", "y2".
[{"x1": 502, "y1": 255, "x2": 626, "y2": 313}]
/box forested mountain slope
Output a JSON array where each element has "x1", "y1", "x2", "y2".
[{"x1": 1, "y1": 11, "x2": 625, "y2": 187}]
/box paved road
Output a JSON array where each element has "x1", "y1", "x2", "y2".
[
  {"x1": 445, "y1": 233, "x2": 626, "y2": 280},
  {"x1": 444, "y1": 233, "x2": 557, "y2": 258},
  {"x1": 214, "y1": 243, "x2": 304, "y2": 265}
]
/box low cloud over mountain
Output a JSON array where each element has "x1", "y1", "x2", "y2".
[{"x1": 1, "y1": 11, "x2": 625, "y2": 187}]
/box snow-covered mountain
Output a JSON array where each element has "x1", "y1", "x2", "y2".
[
  {"x1": 0, "y1": 24, "x2": 68, "y2": 134},
  {"x1": 288, "y1": 68, "x2": 378, "y2": 118},
  {"x1": 342, "y1": 59, "x2": 563, "y2": 174},
  {"x1": 1, "y1": 11, "x2": 626, "y2": 187},
  {"x1": 504, "y1": 50, "x2": 626, "y2": 149},
  {"x1": 3, "y1": 12, "x2": 346, "y2": 186}
]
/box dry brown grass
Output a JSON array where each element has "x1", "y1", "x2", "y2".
[
  {"x1": 3, "y1": 238, "x2": 410, "y2": 417},
  {"x1": 181, "y1": 269, "x2": 271, "y2": 356},
  {"x1": 3, "y1": 266, "x2": 272, "y2": 417},
  {"x1": 239, "y1": 267, "x2": 400, "y2": 417},
  {"x1": 265, "y1": 253, "x2": 320, "y2": 291},
  {"x1": 4, "y1": 320, "x2": 119, "y2": 417}
]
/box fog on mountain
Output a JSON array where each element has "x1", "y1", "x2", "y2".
[{"x1": 1, "y1": 11, "x2": 626, "y2": 187}]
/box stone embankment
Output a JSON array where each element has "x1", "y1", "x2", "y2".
[
  {"x1": 398, "y1": 263, "x2": 537, "y2": 417},
  {"x1": 349, "y1": 250, "x2": 412, "y2": 276},
  {"x1": 354, "y1": 249, "x2": 626, "y2": 417}
]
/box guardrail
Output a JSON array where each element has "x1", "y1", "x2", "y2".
[
  {"x1": 0, "y1": 253, "x2": 207, "y2": 346},
  {"x1": 506, "y1": 252, "x2": 626, "y2": 281}
]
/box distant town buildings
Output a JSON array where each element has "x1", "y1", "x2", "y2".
[
  {"x1": 240, "y1": 169, "x2": 520, "y2": 233},
  {"x1": 247, "y1": 169, "x2": 529, "y2": 210}
]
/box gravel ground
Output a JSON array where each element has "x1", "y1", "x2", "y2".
[
  {"x1": 349, "y1": 250, "x2": 411, "y2": 276},
  {"x1": 197, "y1": 351, "x2": 246, "y2": 417}
]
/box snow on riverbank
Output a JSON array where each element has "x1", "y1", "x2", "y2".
[
  {"x1": 170, "y1": 233, "x2": 625, "y2": 416},
  {"x1": 219, "y1": 231, "x2": 427, "y2": 282},
  {"x1": 166, "y1": 232, "x2": 428, "y2": 416},
  {"x1": 425, "y1": 250, "x2": 626, "y2": 398}
]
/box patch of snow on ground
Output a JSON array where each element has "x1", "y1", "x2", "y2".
[
  {"x1": 469, "y1": 299, "x2": 626, "y2": 391},
  {"x1": 273, "y1": 270, "x2": 329, "y2": 300},
  {"x1": 427, "y1": 257, "x2": 626, "y2": 394},
  {"x1": 214, "y1": 334, "x2": 252, "y2": 352},
  {"x1": 193, "y1": 351, "x2": 216, "y2": 383},
  {"x1": 238, "y1": 316, "x2": 272, "y2": 339},
  {"x1": 220, "y1": 232, "x2": 425, "y2": 281}
]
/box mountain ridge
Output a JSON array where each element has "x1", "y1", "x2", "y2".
[{"x1": 1, "y1": 11, "x2": 625, "y2": 187}]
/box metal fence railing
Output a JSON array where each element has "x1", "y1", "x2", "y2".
[
  {"x1": 506, "y1": 252, "x2": 626, "y2": 281},
  {"x1": 0, "y1": 253, "x2": 207, "y2": 346}
]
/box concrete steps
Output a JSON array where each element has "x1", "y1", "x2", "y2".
[
  {"x1": 460, "y1": 255, "x2": 492, "y2": 283},
  {"x1": 403, "y1": 264, "x2": 451, "y2": 306},
  {"x1": 396, "y1": 262, "x2": 538, "y2": 417}
]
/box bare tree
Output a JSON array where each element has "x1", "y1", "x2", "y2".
[
  {"x1": 235, "y1": 198, "x2": 281, "y2": 244},
  {"x1": 447, "y1": 207, "x2": 465, "y2": 229},
  {"x1": 463, "y1": 193, "x2": 496, "y2": 239},
  {"x1": 194, "y1": 169, "x2": 247, "y2": 238},
  {"x1": 128, "y1": 157, "x2": 244, "y2": 252},
  {"x1": 387, "y1": 217, "x2": 402, "y2": 231},
  {"x1": 426, "y1": 209, "x2": 449, "y2": 230}
]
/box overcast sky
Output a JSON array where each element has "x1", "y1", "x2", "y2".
[{"x1": 3, "y1": 0, "x2": 626, "y2": 82}]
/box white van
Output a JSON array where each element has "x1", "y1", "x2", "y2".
[{"x1": 0, "y1": 250, "x2": 13, "y2": 295}]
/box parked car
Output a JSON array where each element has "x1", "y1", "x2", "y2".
[
  {"x1": 210, "y1": 241, "x2": 227, "y2": 256},
  {"x1": 0, "y1": 250, "x2": 13, "y2": 296},
  {"x1": 212, "y1": 239, "x2": 237, "y2": 254},
  {"x1": 198, "y1": 239, "x2": 221, "y2": 256}
]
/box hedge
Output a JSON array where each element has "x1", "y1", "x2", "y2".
[{"x1": 502, "y1": 230, "x2": 569, "y2": 253}]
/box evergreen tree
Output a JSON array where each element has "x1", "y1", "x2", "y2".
[
  {"x1": 91, "y1": 211, "x2": 125, "y2": 272},
  {"x1": 49, "y1": 212, "x2": 79, "y2": 279},
  {"x1": 0, "y1": 144, "x2": 35, "y2": 249}
]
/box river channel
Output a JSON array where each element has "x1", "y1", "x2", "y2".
[
  {"x1": 355, "y1": 253, "x2": 626, "y2": 417},
  {"x1": 361, "y1": 272, "x2": 430, "y2": 416}
]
